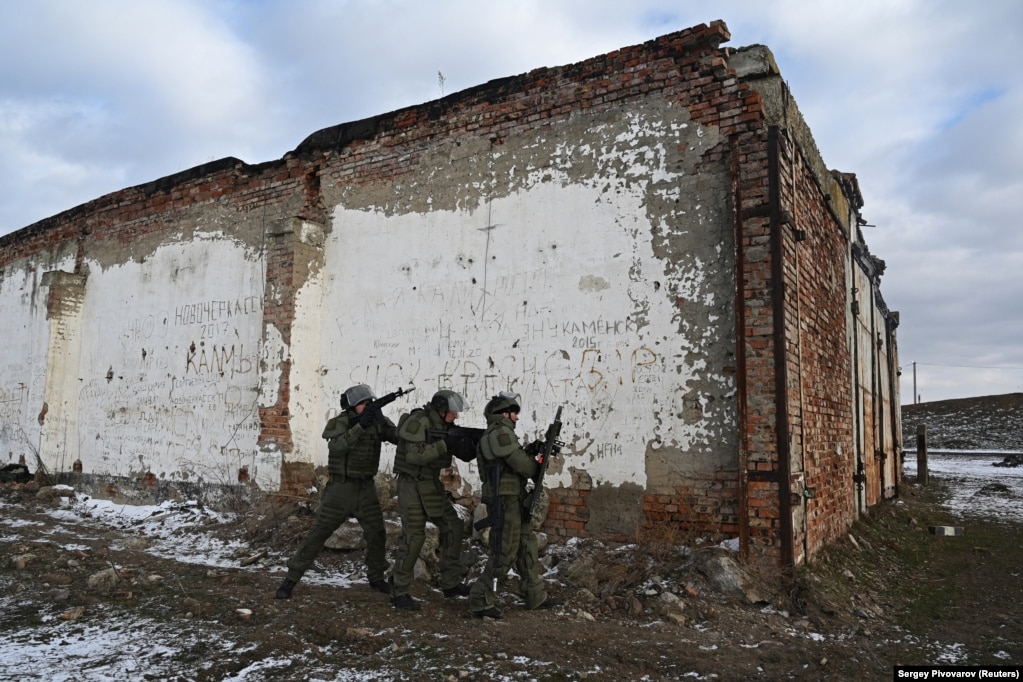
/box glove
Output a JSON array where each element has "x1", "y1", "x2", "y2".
[
  {"x1": 358, "y1": 405, "x2": 378, "y2": 428},
  {"x1": 525, "y1": 440, "x2": 543, "y2": 457}
]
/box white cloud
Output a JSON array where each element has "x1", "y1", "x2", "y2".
[{"x1": 2, "y1": 0, "x2": 1022, "y2": 401}]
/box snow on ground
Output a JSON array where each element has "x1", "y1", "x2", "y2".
[
  {"x1": 29, "y1": 493, "x2": 360, "y2": 587},
  {"x1": 904, "y1": 450, "x2": 1023, "y2": 523},
  {"x1": 898, "y1": 450, "x2": 1023, "y2": 665},
  {"x1": 0, "y1": 494, "x2": 385, "y2": 682},
  {"x1": 3, "y1": 454, "x2": 1022, "y2": 679}
]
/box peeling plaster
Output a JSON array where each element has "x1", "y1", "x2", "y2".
[
  {"x1": 27, "y1": 239, "x2": 270, "y2": 487},
  {"x1": 260, "y1": 323, "x2": 287, "y2": 409},
  {"x1": 301, "y1": 98, "x2": 737, "y2": 491}
]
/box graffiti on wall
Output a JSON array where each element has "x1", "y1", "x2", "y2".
[
  {"x1": 317, "y1": 182, "x2": 733, "y2": 485},
  {"x1": 71, "y1": 244, "x2": 269, "y2": 485}
]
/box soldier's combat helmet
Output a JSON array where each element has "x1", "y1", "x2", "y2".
[
  {"x1": 430, "y1": 389, "x2": 469, "y2": 414},
  {"x1": 340, "y1": 384, "x2": 376, "y2": 410},
  {"x1": 484, "y1": 391, "x2": 521, "y2": 416}
]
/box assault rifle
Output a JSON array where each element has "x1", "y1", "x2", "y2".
[
  {"x1": 525, "y1": 406, "x2": 564, "y2": 522},
  {"x1": 427, "y1": 425, "x2": 485, "y2": 463},
  {"x1": 362, "y1": 384, "x2": 415, "y2": 426}
]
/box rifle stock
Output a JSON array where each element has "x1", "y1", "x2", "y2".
[
  {"x1": 427, "y1": 425, "x2": 484, "y2": 462},
  {"x1": 526, "y1": 406, "x2": 564, "y2": 522}
]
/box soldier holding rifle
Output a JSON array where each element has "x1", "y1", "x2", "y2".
[
  {"x1": 469, "y1": 392, "x2": 563, "y2": 619},
  {"x1": 275, "y1": 383, "x2": 411, "y2": 600},
  {"x1": 389, "y1": 389, "x2": 475, "y2": 610}
]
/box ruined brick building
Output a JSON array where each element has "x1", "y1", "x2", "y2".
[{"x1": 0, "y1": 21, "x2": 901, "y2": 568}]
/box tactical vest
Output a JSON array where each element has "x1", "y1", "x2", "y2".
[
  {"x1": 323, "y1": 411, "x2": 383, "y2": 480},
  {"x1": 478, "y1": 415, "x2": 535, "y2": 496},
  {"x1": 393, "y1": 407, "x2": 453, "y2": 479}
]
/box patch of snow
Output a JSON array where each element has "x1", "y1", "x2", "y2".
[
  {"x1": 905, "y1": 451, "x2": 1023, "y2": 522},
  {"x1": 718, "y1": 537, "x2": 740, "y2": 552},
  {"x1": 0, "y1": 605, "x2": 239, "y2": 681}
]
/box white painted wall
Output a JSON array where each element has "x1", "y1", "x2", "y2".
[
  {"x1": 0, "y1": 264, "x2": 62, "y2": 465},
  {"x1": 308, "y1": 177, "x2": 729, "y2": 489},
  {"x1": 67, "y1": 236, "x2": 274, "y2": 487},
  {"x1": 4, "y1": 102, "x2": 737, "y2": 499}
]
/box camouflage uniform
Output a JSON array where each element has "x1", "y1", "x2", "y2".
[
  {"x1": 390, "y1": 401, "x2": 466, "y2": 601},
  {"x1": 469, "y1": 407, "x2": 550, "y2": 614},
  {"x1": 284, "y1": 408, "x2": 398, "y2": 586}
]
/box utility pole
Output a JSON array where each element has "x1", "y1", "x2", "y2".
[{"x1": 913, "y1": 361, "x2": 918, "y2": 404}]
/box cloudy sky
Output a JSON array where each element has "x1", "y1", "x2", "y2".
[{"x1": 2, "y1": 0, "x2": 1021, "y2": 403}]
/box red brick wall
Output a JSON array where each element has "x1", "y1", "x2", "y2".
[
  {"x1": 775, "y1": 133, "x2": 856, "y2": 564},
  {"x1": 291, "y1": 20, "x2": 774, "y2": 551},
  {"x1": 1, "y1": 22, "x2": 879, "y2": 570}
]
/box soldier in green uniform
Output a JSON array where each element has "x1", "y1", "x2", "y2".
[
  {"x1": 275, "y1": 384, "x2": 398, "y2": 599},
  {"x1": 469, "y1": 392, "x2": 561, "y2": 618},
  {"x1": 389, "y1": 389, "x2": 472, "y2": 610}
]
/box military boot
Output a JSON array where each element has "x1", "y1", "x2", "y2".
[
  {"x1": 275, "y1": 578, "x2": 296, "y2": 599},
  {"x1": 472, "y1": 607, "x2": 503, "y2": 619},
  {"x1": 390, "y1": 594, "x2": 420, "y2": 611},
  {"x1": 442, "y1": 582, "x2": 471, "y2": 598},
  {"x1": 535, "y1": 595, "x2": 561, "y2": 610}
]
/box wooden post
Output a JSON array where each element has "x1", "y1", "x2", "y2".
[{"x1": 916, "y1": 424, "x2": 928, "y2": 485}]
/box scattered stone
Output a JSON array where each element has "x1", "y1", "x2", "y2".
[
  {"x1": 36, "y1": 485, "x2": 75, "y2": 504},
  {"x1": 239, "y1": 550, "x2": 268, "y2": 567},
  {"x1": 560, "y1": 554, "x2": 599, "y2": 592},
  {"x1": 182, "y1": 597, "x2": 202, "y2": 617},
  {"x1": 660, "y1": 591, "x2": 683, "y2": 607},
  {"x1": 324, "y1": 521, "x2": 369, "y2": 550},
  {"x1": 346, "y1": 627, "x2": 375, "y2": 638},
  {"x1": 236, "y1": 608, "x2": 253, "y2": 620},
  {"x1": 87, "y1": 567, "x2": 119, "y2": 591},
  {"x1": 12, "y1": 553, "x2": 36, "y2": 570},
  {"x1": 694, "y1": 550, "x2": 771, "y2": 604},
  {"x1": 61, "y1": 606, "x2": 86, "y2": 620},
  {"x1": 120, "y1": 537, "x2": 151, "y2": 551},
  {"x1": 39, "y1": 572, "x2": 73, "y2": 586},
  {"x1": 664, "y1": 612, "x2": 688, "y2": 626}
]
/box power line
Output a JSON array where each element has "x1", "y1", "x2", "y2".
[{"x1": 903, "y1": 362, "x2": 1023, "y2": 371}]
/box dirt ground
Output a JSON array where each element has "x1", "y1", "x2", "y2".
[{"x1": 2, "y1": 477, "x2": 1022, "y2": 681}]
